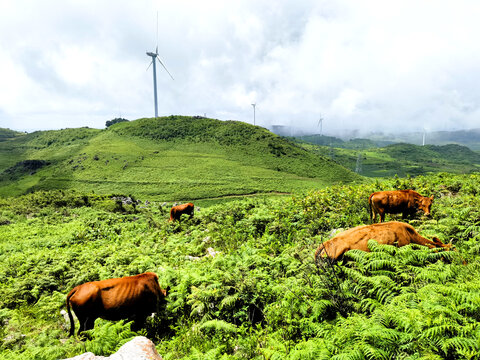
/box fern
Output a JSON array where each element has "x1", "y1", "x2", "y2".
[
  {"x1": 360, "y1": 343, "x2": 390, "y2": 360},
  {"x1": 331, "y1": 349, "x2": 364, "y2": 360},
  {"x1": 199, "y1": 319, "x2": 237, "y2": 335},
  {"x1": 440, "y1": 336, "x2": 479, "y2": 356},
  {"x1": 84, "y1": 320, "x2": 137, "y2": 356}
]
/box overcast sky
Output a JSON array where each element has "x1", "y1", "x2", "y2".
[{"x1": 1, "y1": 0, "x2": 480, "y2": 135}]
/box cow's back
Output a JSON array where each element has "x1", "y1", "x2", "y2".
[
  {"x1": 370, "y1": 190, "x2": 414, "y2": 210},
  {"x1": 70, "y1": 272, "x2": 162, "y2": 320},
  {"x1": 169, "y1": 202, "x2": 194, "y2": 221},
  {"x1": 316, "y1": 221, "x2": 426, "y2": 261}
]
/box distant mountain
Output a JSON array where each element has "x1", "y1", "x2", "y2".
[
  {"x1": 359, "y1": 128, "x2": 480, "y2": 151},
  {"x1": 294, "y1": 140, "x2": 480, "y2": 178},
  {"x1": 294, "y1": 134, "x2": 394, "y2": 149},
  {"x1": 291, "y1": 128, "x2": 480, "y2": 151},
  {"x1": 0, "y1": 116, "x2": 361, "y2": 199}
]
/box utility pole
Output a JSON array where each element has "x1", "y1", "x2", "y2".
[{"x1": 355, "y1": 153, "x2": 362, "y2": 174}]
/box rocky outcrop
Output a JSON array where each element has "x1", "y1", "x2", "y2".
[{"x1": 63, "y1": 336, "x2": 162, "y2": 360}]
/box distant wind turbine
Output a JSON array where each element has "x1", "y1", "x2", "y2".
[
  {"x1": 146, "y1": 13, "x2": 174, "y2": 118},
  {"x1": 422, "y1": 128, "x2": 426, "y2": 146},
  {"x1": 318, "y1": 116, "x2": 324, "y2": 135},
  {"x1": 251, "y1": 103, "x2": 256, "y2": 125}
]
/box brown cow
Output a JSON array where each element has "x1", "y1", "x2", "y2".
[
  {"x1": 66, "y1": 272, "x2": 168, "y2": 336},
  {"x1": 315, "y1": 221, "x2": 450, "y2": 262},
  {"x1": 169, "y1": 202, "x2": 194, "y2": 222},
  {"x1": 369, "y1": 190, "x2": 434, "y2": 223}
]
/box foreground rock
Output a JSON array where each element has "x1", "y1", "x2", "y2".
[{"x1": 63, "y1": 336, "x2": 162, "y2": 360}]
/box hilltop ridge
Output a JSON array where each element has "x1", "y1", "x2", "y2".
[{"x1": 0, "y1": 116, "x2": 361, "y2": 199}]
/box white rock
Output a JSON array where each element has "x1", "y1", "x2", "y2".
[{"x1": 62, "y1": 336, "x2": 162, "y2": 360}]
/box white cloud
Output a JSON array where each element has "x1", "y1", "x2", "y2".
[{"x1": 0, "y1": 0, "x2": 479, "y2": 134}]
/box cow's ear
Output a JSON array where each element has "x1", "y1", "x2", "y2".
[
  {"x1": 165, "y1": 286, "x2": 171, "y2": 296},
  {"x1": 430, "y1": 195, "x2": 434, "y2": 201}
]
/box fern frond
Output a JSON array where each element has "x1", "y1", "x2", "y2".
[
  {"x1": 365, "y1": 259, "x2": 396, "y2": 272},
  {"x1": 422, "y1": 324, "x2": 457, "y2": 341},
  {"x1": 358, "y1": 298, "x2": 381, "y2": 314},
  {"x1": 331, "y1": 349, "x2": 364, "y2": 360},
  {"x1": 199, "y1": 319, "x2": 237, "y2": 334},
  {"x1": 220, "y1": 293, "x2": 238, "y2": 309},
  {"x1": 441, "y1": 336, "x2": 479, "y2": 355},
  {"x1": 360, "y1": 343, "x2": 390, "y2": 360}
]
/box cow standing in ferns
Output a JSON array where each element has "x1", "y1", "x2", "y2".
[
  {"x1": 66, "y1": 272, "x2": 168, "y2": 336},
  {"x1": 369, "y1": 189, "x2": 434, "y2": 223},
  {"x1": 169, "y1": 202, "x2": 194, "y2": 222}
]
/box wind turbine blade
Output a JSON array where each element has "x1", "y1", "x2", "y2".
[
  {"x1": 156, "y1": 45, "x2": 158, "y2": 55},
  {"x1": 146, "y1": 60, "x2": 153, "y2": 71},
  {"x1": 156, "y1": 56, "x2": 174, "y2": 80}
]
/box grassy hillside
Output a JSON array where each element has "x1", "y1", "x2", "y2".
[
  {"x1": 0, "y1": 128, "x2": 25, "y2": 141},
  {"x1": 0, "y1": 172, "x2": 480, "y2": 359},
  {"x1": 0, "y1": 117, "x2": 361, "y2": 199},
  {"x1": 297, "y1": 141, "x2": 480, "y2": 177}
]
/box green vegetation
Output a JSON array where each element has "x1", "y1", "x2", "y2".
[
  {"x1": 0, "y1": 117, "x2": 360, "y2": 199},
  {"x1": 295, "y1": 134, "x2": 393, "y2": 149},
  {"x1": 1, "y1": 172, "x2": 480, "y2": 359},
  {"x1": 105, "y1": 118, "x2": 129, "y2": 128},
  {"x1": 297, "y1": 140, "x2": 480, "y2": 177},
  {"x1": 0, "y1": 128, "x2": 25, "y2": 142},
  {"x1": 296, "y1": 128, "x2": 480, "y2": 151}
]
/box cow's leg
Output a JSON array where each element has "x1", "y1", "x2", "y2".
[
  {"x1": 131, "y1": 313, "x2": 148, "y2": 332},
  {"x1": 77, "y1": 316, "x2": 96, "y2": 336},
  {"x1": 379, "y1": 210, "x2": 385, "y2": 222},
  {"x1": 76, "y1": 315, "x2": 87, "y2": 336}
]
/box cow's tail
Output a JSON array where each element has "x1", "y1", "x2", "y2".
[
  {"x1": 314, "y1": 244, "x2": 324, "y2": 267},
  {"x1": 66, "y1": 288, "x2": 77, "y2": 336},
  {"x1": 169, "y1": 208, "x2": 174, "y2": 222},
  {"x1": 368, "y1": 194, "x2": 373, "y2": 223}
]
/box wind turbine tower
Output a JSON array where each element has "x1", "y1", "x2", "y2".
[
  {"x1": 318, "y1": 116, "x2": 324, "y2": 135},
  {"x1": 251, "y1": 103, "x2": 256, "y2": 125},
  {"x1": 146, "y1": 13, "x2": 174, "y2": 118}
]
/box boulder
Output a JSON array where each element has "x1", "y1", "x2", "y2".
[{"x1": 63, "y1": 336, "x2": 162, "y2": 360}]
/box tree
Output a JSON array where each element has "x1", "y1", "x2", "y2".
[{"x1": 106, "y1": 118, "x2": 129, "y2": 128}]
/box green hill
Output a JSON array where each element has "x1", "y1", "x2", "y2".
[
  {"x1": 295, "y1": 134, "x2": 394, "y2": 149},
  {"x1": 0, "y1": 128, "x2": 25, "y2": 141},
  {"x1": 296, "y1": 141, "x2": 480, "y2": 177},
  {"x1": 0, "y1": 116, "x2": 361, "y2": 199}
]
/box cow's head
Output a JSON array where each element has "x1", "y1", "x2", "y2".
[
  {"x1": 419, "y1": 195, "x2": 434, "y2": 216},
  {"x1": 432, "y1": 237, "x2": 452, "y2": 250},
  {"x1": 161, "y1": 286, "x2": 170, "y2": 297}
]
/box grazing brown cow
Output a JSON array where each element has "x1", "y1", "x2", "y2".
[
  {"x1": 369, "y1": 190, "x2": 434, "y2": 223},
  {"x1": 169, "y1": 202, "x2": 194, "y2": 222},
  {"x1": 315, "y1": 221, "x2": 450, "y2": 262},
  {"x1": 66, "y1": 272, "x2": 168, "y2": 336}
]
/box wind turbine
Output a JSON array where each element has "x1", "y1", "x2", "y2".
[
  {"x1": 318, "y1": 116, "x2": 324, "y2": 135},
  {"x1": 146, "y1": 13, "x2": 174, "y2": 118},
  {"x1": 251, "y1": 103, "x2": 256, "y2": 125}
]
